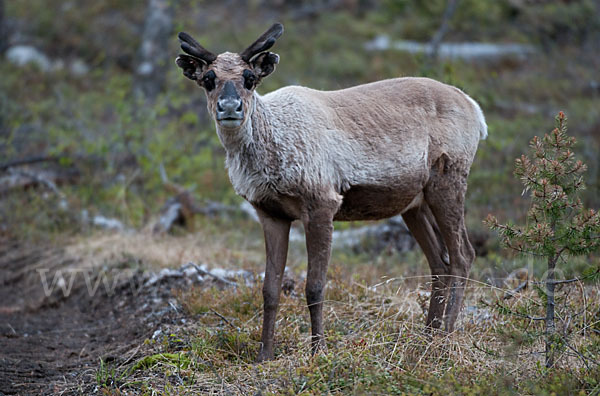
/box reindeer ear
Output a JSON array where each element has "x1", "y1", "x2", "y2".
[
  {"x1": 175, "y1": 54, "x2": 205, "y2": 81},
  {"x1": 250, "y1": 51, "x2": 279, "y2": 80}
]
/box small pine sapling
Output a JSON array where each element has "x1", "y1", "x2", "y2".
[{"x1": 486, "y1": 112, "x2": 600, "y2": 368}]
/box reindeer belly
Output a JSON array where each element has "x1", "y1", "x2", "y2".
[
  {"x1": 334, "y1": 185, "x2": 424, "y2": 221},
  {"x1": 251, "y1": 194, "x2": 304, "y2": 221}
]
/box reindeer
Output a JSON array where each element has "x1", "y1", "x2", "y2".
[{"x1": 176, "y1": 23, "x2": 487, "y2": 361}]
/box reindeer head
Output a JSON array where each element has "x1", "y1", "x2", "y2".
[{"x1": 176, "y1": 23, "x2": 283, "y2": 129}]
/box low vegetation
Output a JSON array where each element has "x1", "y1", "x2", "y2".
[
  {"x1": 487, "y1": 112, "x2": 600, "y2": 369},
  {"x1": 93, "y1": 260, "x2": 599, "y2": 395},
  {"x1": 1, "y1": 0, "x2": 599, "y2": 395}
]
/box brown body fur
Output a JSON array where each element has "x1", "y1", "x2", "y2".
[{"x1": 175, "y1": 25, "x2": 486, "y2": 361}]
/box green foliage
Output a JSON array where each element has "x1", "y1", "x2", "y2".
[
  {"x1": 129, "y1": 352, "x2": 192, "y2": 373},
  {"x1": 96, "y1": 357, "x2": 131, "y2": 389},
  {"x1": 516, "y1": 0, "x2": 600, "y2": 46},
  {"x1": 486, "y1": 112, "x2": 600, "y2": 261},
  {"x1": 486, "y1": 112, "x2": 600, "y2": 369},
  {"x1": 3, "y1": 1, "x2": 600, "y2": 394},
  {"x1": 3, "y1": 0, "x2": 600, "y2": 240}
]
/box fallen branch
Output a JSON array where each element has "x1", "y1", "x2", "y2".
[
  {"x1": 531, "y1": 268, "x2": 600, "y2": 286},
  {"x1": 210, "y1": 309, "x2": 240, "y2": 331},
  {"x1": 152, "y1": 190, "x2": 241, "y2": 233},
  {"x1": 503, "y1": 280, "x2": 528, "y2": 300},
  {"x1": 560, "y1": 335, "x2": 600, "y2": 368},
  {"x1": 0, "y1": 155, "x2": 59, "y2": 172},
  {"x1": 181, "y1": 262, "x2": 238, "y2": 287},
  {"x1": 0, "y1": 166, "x2": 78, "y2": 195},
  {"x1": 5, "y1": 168, "x2": 64, "y2": 197},
  {"x1": 495, "y1": 301, "x2": 546, "y2": 321},
  {"x1": 154, "y1": 164, "x2": 244, "y2": 233}
]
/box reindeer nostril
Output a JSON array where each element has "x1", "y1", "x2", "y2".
[
  {"x1": 236, "y1": 102, "x2": 243, "y2": 112},
  {"x1": 217, "y1": 102, "x2": 224, "y2": 112}
]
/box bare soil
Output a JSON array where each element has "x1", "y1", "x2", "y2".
[{"x1": 0, "y1": 237, "x2": 190, "y2": 395}]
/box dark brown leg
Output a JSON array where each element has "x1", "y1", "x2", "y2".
[
  {"x1": 402, "y1": 203, "x2": 450, "y2": 329},
  {"x1": 424, "y1": 163, "x2": 476, "y2": 333},
  {"x1": 441, "y1": 223, "x2": 475, "y2": 331},
  {"x1": 303, "y1": 206, "x2": 335, "y2": 354},
  {"x1": 256, "y1": 210, "x2": 291, "y2": 362}
]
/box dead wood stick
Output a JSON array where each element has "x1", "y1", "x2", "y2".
[
  {"x1": 0, "y1": 155, "x2": 60, "y2": 171},
  {"x1": 6, "y1": 168, "x2": 65, "y2": 197},
  {"x1": 181, "y1": 262, "x2": 238, "y2": 287},
  {"x1": 503, "y1": 280, "x2": 528, "y2": 300}
]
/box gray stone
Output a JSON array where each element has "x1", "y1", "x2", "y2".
[{"x1": 6, "y1": 45, "x2": 52, "y2": 71}]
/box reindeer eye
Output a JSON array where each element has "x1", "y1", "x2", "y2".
[
  {"x1": 202, "y1": 70, "x2": 216, "y2": 91},
  {"x1": 243, "y1": 69, "x2": 256, "y2": 90}
]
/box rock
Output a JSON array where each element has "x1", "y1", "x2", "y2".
[
  {"x1": 5, "y1": 46, "x2": 89, "y2": 76},
  {"x1": 69, "y1": 59, "x2": 89, "y2": 76},
  {"x1": 5, "y1": 45, "x2": 52, "y2": 71}
]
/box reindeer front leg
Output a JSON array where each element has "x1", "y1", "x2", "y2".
[
  {"x1": 256, "y1": 211, "x2": 291, "y2": 362},
  {"x1": 304, "y1": 206, "x2": 335, "y2": 354}
]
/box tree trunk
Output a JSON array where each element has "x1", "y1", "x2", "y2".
[
  {"x1": 545, "y1": 255, "x2": 557, "y2": 368},
  {"x1": 134, "y1": 0, "x2": 174, "y2": 101},
  {"x1": 429, "y1": 0, "x2": 460, "y2": 61},
  {"x1": 0, "y1": 0, "x2": 7, "y2": 139},
  {"x1": 0, "y1": 0, "x2": 6, "y2": 54}
]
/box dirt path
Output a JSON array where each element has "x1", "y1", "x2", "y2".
[{"x1": 0, "y1": 238, "x2": 188, "y2": 395}]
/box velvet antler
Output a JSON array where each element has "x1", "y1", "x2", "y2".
[
  {"x1": 178, "y1": 32, "x2": 217, "y2": 64},
  {"x1": 239, "y1": 23, "x2": 284, "y2": 63}
]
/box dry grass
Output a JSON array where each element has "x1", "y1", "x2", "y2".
[
  {"x1": 64, "y1": 222, "x2": 266, "y2": 273},
  {"x1": 36, "y1": 227, "x2": 598, "y2": 395},
  {"x1": 100, "y1": 266, "x2": 600, "y2": 395}
]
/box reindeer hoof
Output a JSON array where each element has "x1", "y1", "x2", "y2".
[{"x1": 310, "y1": 337, "x2": 328, "y2": 356}]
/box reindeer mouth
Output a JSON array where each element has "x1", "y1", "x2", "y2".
[
  {"x1": 217, "y1": 117, "x2": 243, "y2": 128},
  {"x1": 216, "y1": 102, "x2": 244, "y2": 128}
]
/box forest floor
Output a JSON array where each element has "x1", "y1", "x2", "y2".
[
  {"x1": 0, "y1": 235, "x2": 206, "y2": 395},
  {"x1": 0, "y1": 232, "x2": 598, "y2": 395}
]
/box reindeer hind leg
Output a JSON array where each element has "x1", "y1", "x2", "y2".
[
  {"x1": 423, "y1": 160, "x2": 476, "y2": 332},
  {"x1": 403, "y1": 203, "x2": 450, "y2": 329}
]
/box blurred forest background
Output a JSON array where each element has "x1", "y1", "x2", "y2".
[
  {"x1": 1, "y1": 0, "x2": 600, "y2": 394},
  {"x1": 2, "y1": 0, "x2": 600, "y2": 277},
  {"x1": 0, "y1": 0, "x2": 600, "y2": 284},
  {"x1": 1, "y1": 0, "x2": 599, "y2": 243}
]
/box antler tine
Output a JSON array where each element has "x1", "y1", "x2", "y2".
[
  {"x1": 178, "y1": 32, "x2": 217, "y2": 64},
  {"x1": 240, "y1": 23, "x2": 284, "y2": 62}
]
